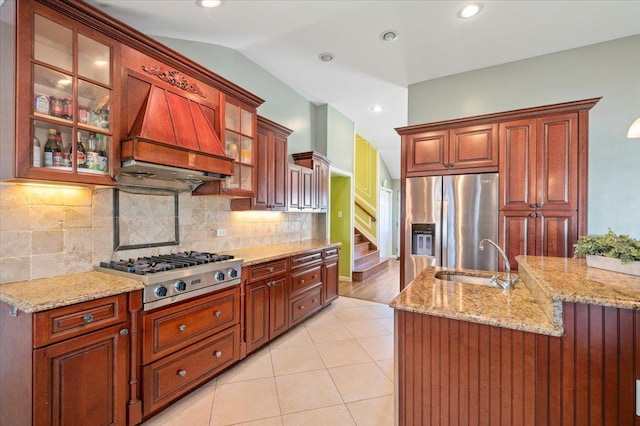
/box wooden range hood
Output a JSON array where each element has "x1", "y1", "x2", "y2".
[{"x1": 120, "y1": 72, "x2": 234, "y2": 186}]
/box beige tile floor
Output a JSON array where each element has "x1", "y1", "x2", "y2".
[{"x1": 141, "y1": 296, "x2": 395, "y2": 426}]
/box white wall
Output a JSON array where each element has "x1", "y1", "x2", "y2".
[{"x1": 408, "y1": 34, "x2": 640, "y2": 237}]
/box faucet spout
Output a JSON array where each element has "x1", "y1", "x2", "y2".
[{"x1": 478, "y1": 239, "x2": 514, "y2": 289}]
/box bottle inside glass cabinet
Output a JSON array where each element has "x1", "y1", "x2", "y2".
[
  {"x1": 32, "y1": 132, "x2": 41, "y2": 168},
  {"x1": 43, "y1": 128, "x2": 61, "y2": 168},
  {"x1": 85, "y1": 132, "x2": 99, "y2": 171}
]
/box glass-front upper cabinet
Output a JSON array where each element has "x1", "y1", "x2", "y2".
[
  {"x1": 20, "y1": 5, "x2": 116, "y2": 184},
  {"x1": 222, "y1": 99, "x2": 255, "y2": 195}
]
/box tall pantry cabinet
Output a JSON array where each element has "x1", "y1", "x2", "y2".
[{"x1": 398, "y1": 98, "x2": 600, "y2": 276}]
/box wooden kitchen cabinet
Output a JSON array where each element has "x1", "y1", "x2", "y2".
[
  {"x1": 499, "y1": 108, "x2": 588, "y2": 268},
  {"x1": 13, "y1": 0, "x2": 119, "y2": 186},
  {"x1": 140, "y1": 287, "x2": 240, "y2": 418},
  {"x1": 323, "y1": 247, "x2": 340, "y2": 305},
  {"x1": 289, "y1": 250, "x2": 324, "y2": 326},
  {"x1": 287, "y1": 163, "x2": 313, "y2": 211},
  {"x1": 245, "y1": 259, "x2": 290, "y2": 354},
  {"x1": 0, "y1": 292, "x2": 142, "y2": 426},
  {"x1": 404, "y1": 123, "x2": 498, "y2": 175},
  {"x1": 293, "y1": 151, "x2": 330, "y2": 212},
  {"x1": 230, "y1": 116, "x2": 291, "y2": 211}
]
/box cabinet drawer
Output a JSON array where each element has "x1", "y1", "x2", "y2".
[
  {"x1": 291, "y1": 250, "x2": 323, "y2": 269},
  {"x1": 142, "y1": 324, "x2": 240, "y2": 416},
  {"x1": 142, "y1": 287, "x2": 239, "y2": 364},
  {"x1": 33, "y1": 294, "x2": 128, "y2": 348},
  {"x1": 248, "y1": 259, "x2": 288, "y2": 282},
  {"x1": 290, "y1": 287, "x2": 323, "y2": 326},
  {"x1": 324, "y1": 247, "x2": 339, "y2": 259},
  {"x1": 290, "y1": 265, "x2": 322, "y2": 298}
]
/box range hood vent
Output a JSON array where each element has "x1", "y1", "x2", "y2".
[{"x1": 120, "y1": 72, "x2": 234, "y2": 191}]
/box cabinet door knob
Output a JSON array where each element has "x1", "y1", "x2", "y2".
[
  {"x1": 215, "y1": 311, "x2": 222, "y2": 318},
  {"x1": 312, "y1": 274, "x2": 318, "y2": 279},
  {"x1": 178, "y1": 370, "x2": 187, "y2": 377},
  {"x1": 300, "y1": 279, "x2": 305, "y2": 284},
  {"x1": 312, "y1": 299, "x2": 317, "y2": 303},
  {"x1": 214, "y1": 351, "x2": 222, "y2": 358},
  {"x1": 179, "y1": 324, "x2": 187, "y2": 332},
  {"x1": 120, "y1": 329, "x2": 129, "y2": 336},
  {"x1": 267, "y1": 267, "x2": 274, "y2": 272},
  {"x1": 299, "y1": 305, "x2": 305, "y2": 310},
  {"x1": 83, "y1": 314, "x2": 94, "y2": 324}
]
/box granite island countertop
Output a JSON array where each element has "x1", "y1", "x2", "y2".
[
  {"x1": 0, "y1": 272, "x2": 144, "y2": 313},
  {"x1": 390, "y1": 255, "x2": 640, "y2": 336},
  {"x1": 221, "y1": 239, "x2": 340, "y2": 266}
]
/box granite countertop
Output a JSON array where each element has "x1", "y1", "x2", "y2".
[
  {"x1": 0, "y1": 239, "x2": 340, "y2": 314},
  {"x1": 0, "y1": 272, "x2": 144, "y2": 314},
  {"x1": 389, "y1": 266, "x2": 563, "y2": 336},
  {"x1": 222, "y1": 239, "x2": 340, "y2": 266},
  {"x1": 390, "y1": 255, "x2": 640, "y2": 337}
]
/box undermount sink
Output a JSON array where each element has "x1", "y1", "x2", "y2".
[{"x1": 433, "y1": 271, "x2": 496, "y2": 286}]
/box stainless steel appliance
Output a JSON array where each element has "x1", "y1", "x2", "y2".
[
  {"x1": 96, "y1": 251, "x2": 242, "y2": 311},
  {"x1": 404, "y1": 173, "x2": 499, "y2": 286}
]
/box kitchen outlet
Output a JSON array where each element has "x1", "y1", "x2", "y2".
[{"x1": 216, "y1": 228, "x2": 226, "y2": 237}]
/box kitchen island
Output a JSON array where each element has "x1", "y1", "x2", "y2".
[{"x1": 391, "y1": 256, "x2": 640, "y2": 425}]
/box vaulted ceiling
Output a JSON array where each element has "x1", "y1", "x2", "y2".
[{"x1": 87, "y1": 0, "x2": 640, "y2": 178}]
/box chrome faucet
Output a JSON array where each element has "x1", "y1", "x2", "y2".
[{"x1": 478, "y1": 239, "x2": 516, "y2": 289}]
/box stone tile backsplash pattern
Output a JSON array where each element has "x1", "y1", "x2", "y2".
[{"x1": 0, "y1": 184, "x2": 317, "y2": 284}]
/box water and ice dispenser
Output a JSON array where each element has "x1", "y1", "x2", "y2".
[{"x1": 411, "y1": 223, "x2": 435, "y2": 257}]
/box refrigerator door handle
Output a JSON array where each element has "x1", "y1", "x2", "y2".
[{"x1": 440, "y1": 199, "x2": 448, "y2": 268}]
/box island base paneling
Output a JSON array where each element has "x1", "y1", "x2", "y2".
[{"x1": 395, "y1": 303, "x2": 640, "y2": 425}]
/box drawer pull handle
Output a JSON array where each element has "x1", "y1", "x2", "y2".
[
  {"x1": 214, "y1": 351, "x2": 222, "y2": 358},
  {"x1": 312, "y1": 275, "x2": 318, "y2": 279},
  {"x1": 178, "y1": 370, "x2": 187, "y2": 377},
  {"x1": 267, "y1": 267, "x2": 274, "y2": 272},
  {"x1": 300, "y1": 279, "x2": 305, "y2": 284},
  {"x1": 299, "y1": 305, "x2": 305, "y2": 310},
  {"x1": 215, "y1": 311, "x2": 222, "y2": 318},
  {"x1": 179, "y1": 324, "x2": 187, "y2": 332},
  {"x1": 83, "y1": 314, "x2": 94, "y2": 324},
  {"x1": 312, "y1": 299, "x2": 317, "y2": 303}
]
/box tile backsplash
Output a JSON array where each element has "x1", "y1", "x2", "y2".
[{"x1": 0, "y1": 184, "x2": 317, "y2": 284}]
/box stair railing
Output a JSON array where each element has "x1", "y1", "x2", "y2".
[{"x1": 355, "y1": 200, "x2": 376, "y2": 222}]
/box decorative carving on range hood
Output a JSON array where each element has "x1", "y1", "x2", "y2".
[{"x1": 142, "y1": 64, "x2": 207, "y2": 98}]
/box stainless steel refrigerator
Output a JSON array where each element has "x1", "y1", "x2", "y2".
[{"x1": 404, "y1": 173, "x2": 499, "y2": 286}]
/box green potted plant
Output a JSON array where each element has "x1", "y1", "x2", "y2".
[{"x1": 574, "y1": 229, "x2": 640, "y2": 276}]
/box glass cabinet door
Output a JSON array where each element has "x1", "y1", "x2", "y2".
[
  {"x1": 29, "y1": 12, "x2": 112, "y2": 177},
  {"x1": 223, "y1": 100, "x2": 254, "y2": 193}
]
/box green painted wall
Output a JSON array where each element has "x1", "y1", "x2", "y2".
[
  {"x1": 354, "y1": 135, "x2": 377, "y2": 239},
  {"x1": 330, "y1": 175, "x2": 352, "y2": 278},
  {"x1": 408, "y1": 34, "x2": 640, "y2": 238}
]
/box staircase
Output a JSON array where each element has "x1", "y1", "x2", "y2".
[{"x1": 352, "y1": 229, "x2": 389, "y2": 281}]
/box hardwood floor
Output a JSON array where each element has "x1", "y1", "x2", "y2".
[{"x1": 339, "y1": 258, "x2": 401, "y2": 305}]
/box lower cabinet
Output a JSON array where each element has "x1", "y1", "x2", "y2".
[
  {"x1": 245, "y1": 274, "x2": 289, "y2": 354},
  {"x1": 323, "y1": 247, "x2": 340, "y2": 305},
  {"x1": 244, "y1": 246, "x2": 340, "y2": 355},
  {"x1": 0, "y1": 292, "x2": 142, "y2": 426},
  {"x1": 33, "y1": 324, "x2": 129, "y2": 426},
  {"x1": 140, "y1": 287, "x2": 240, "y2": 419}
]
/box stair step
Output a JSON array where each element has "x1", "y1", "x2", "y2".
[
  {"x1": 354, "y1": 241, "x2": 372, "y2": 256},
  {"x1": 354, "y1": 250, "x2": 380, "y2": 269},
  {"x1": 352, "y1": 258, "x2": 389, "y2": 282}
]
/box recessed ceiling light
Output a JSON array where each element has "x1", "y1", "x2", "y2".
[
  {"x1": 196, "y1": 0, "x2": 223, "y2": 8},
  {"x1": 458, "y1": 3, "x2": 483, "y2": 19},
  {"x1": 380, "y1": 30, "x2": 398, "y2": 42},
  {"x1": 318, "y1": 52, "x2": 335, "y2": 62},
  {"x1": 371, "y1": 105, "x2": 384, "y2": 113}
]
